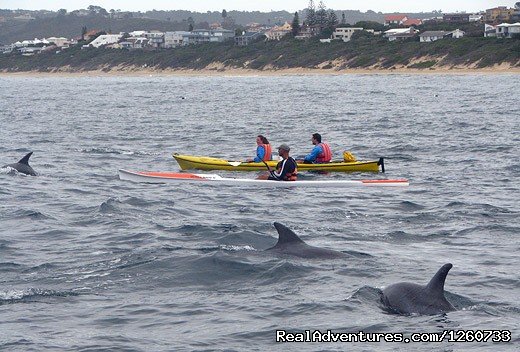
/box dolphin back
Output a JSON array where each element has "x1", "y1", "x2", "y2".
[
  {"x1": 273, "y1": 222, "x2": 305, "y2": 245},
  {"x1": 18, "y1": 152, "x2": 33, "y2": 165},
  {"x1": 426, "y1": 263, "x2": 452, "y2": 296}
]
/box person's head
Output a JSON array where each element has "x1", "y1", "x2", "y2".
[
  {"x1": 277, "y1": 144, "x2": 290, "y2": 158},
  {"x1": 312, "y1": 133, "x2": 322, "y2": 145},
  {"x1": 257, "y1": 135, "x2": 269, "y2": 145}
]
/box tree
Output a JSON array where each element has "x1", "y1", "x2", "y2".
[
  {"x1": 57, "y1": 9, "x2": 67, "y2": 16},
  {"x1": 306, "y1": 0, "x2": 316, "y2": 26},
  {"x1": 222, "y1": 9, "x2": 227, "y2": 19},
  {"x1": 187, "y1": 16, "x2": 195, "y2": 31},
  {"x1": 354, "y1": 21, "x2": 386, "y2": 31},
  {"x1": 81, "y1": 26, "x2": 87, "y2": 41},
  {"x1": 291, "y1": 12, "x2": 300, "y2": 36},
  {"x1": 316, "y1": 1, "x2": 328, "y2": 28},
  {"x1": 327, "y1": 10, "x2": 338, "y2": 28},
  {"x1": 341, "y1": 12, "x2": 346, "y2": 25}
]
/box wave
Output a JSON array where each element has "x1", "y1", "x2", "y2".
[
  {"x1": 78, "y1": 147, "x2": 157, "y2": 156},
  {"x1": 0, "y1": 288, "x2": 79, "y2": 305}
]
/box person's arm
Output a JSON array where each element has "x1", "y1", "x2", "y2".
[
  {"x1": 253, "y1": 146, "x2": 265, "y2": 162},
  {"x1": 268, "y1": 160, "x2": 286, "y2": 180},
  {"x1": 303, "y1": 145, "x2": 322, "y2": 162}
]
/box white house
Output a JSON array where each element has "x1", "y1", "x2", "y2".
[
  {"x1": 46, "y1": 37, "x2": 70, "y2": 47},
  {"x1": 419, "y1": 29, "x2": 464, "y2": 42},
  {"x1": 420, "y1": 31, "x2": 448, "y2": 42},
  {"x1": 147, "y1": 31, "x2": 164, "y2": 48},
  {"x1": 88, "y1": 34, "x2": 122, "y2": 48},
  {"x1": 164, "y1": 31, "x2": 192, "y2": 48},
  {"x1": 485, "y1": 24, "x2": 497, "y2": 37},
  {"x1": 384, "y1": 27, "x2": 418, "y2": 41},
  {"x1": 332, "y1": 27, "x2": 364, "y2": 42},
  {"x1": 496, "y1": 22, "x2": 520, "y2": 38}
]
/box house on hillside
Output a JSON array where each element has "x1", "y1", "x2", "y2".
[
  {"x1": 443, "y1": 13, "x2": 470, "y2": 22},
  {"x1": 484, "y1": 24, "x2": 497, "y2": 37},
  {"x1": 402, "y1": 18, "x2": 422, "y2": 27},
  {"x1": 235, "y1": 31, "x2": 263, "y2": 46},
  {"x1": 147, "y1": 31, "x2": 164, "y2": 48},
  {"x1": 265, "y1": 22, "x2": 292, "y2": 40},
  {"x1": 384, "y1": 27, "x2": 418, "y2": 41},
  {"x1": 332, "y1": 27, "x2": 364, "y2": 42},
  {"x1": 419, "y1": 29, "x2": 465, "y2": 42},
  {"x1": 46, "y1": 37, "x2": 71, "y2": 48},
  {"x1": 191, "y1": 29, "x2": 235, "y2": 43},
  {"x1": 384, "y1": 14, "x2": 408, "y2": 26},
  {"x1": 496, "y1": 22, "x2": 520, "y2": 38},
  {"x1": 485, "y1": 7, "x2": 515, "y2": 23},
  {"x1": 164, "y1": 31, "x2": 190, "y2": 48},
  {"x1": 86, "y1": 34, "x2": 122, "y2": 48}
]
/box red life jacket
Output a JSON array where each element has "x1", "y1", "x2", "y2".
[
  {"x1": 261, "y1": 144, "x2": 272, "y2": 161},
  {"x1": 316, "y1": 142, "x2": 332, "y2": 163}
]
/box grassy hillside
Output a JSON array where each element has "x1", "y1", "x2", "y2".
[{"x1": 1, "y1": 36, "x2": 518, "y2": 72}]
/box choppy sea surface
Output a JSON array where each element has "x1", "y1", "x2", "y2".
[{"x1": 0, "y1": 74, "x2": 519, "y2": 351}]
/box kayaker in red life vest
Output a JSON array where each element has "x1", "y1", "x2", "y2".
[
  {"x1": 247, "y1": 135, "x2": 272, "y2": 162},
  {"x1": 267, "y1": 144, "x2": 297, "y2": 181},
  {"x1": 301, "y1": 133, "x2": 332, "y2": 164}
]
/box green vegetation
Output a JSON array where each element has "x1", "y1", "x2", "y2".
[
  {"x1": 0, "y1": 35, "x2": 518, "y2": 72},
  {"x1": 408, "y1": 60, "x2": 437, "y2": 69}
]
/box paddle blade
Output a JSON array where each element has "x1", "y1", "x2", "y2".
[{"x1": 228, "y1": 161, "x2": 242, "y2": 167}]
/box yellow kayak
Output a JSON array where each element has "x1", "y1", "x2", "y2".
[{"x1": 173, "y1": 154, "x2": 384, "y2": 172}]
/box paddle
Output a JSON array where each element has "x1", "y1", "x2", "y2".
[{"x1": 261, "y1": 159, "x2": 278, "y2": 179}]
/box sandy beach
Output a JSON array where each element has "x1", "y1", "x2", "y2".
[{"x1": 1, "y1": 64, "x2": 519, "y2": 77}]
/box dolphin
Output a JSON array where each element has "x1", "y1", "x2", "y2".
[
  {"x1": 381, "y1": 263, "x2": 456, "y2": 315},
  {"x1": 4, "y1": 152, "x2": 37, "y2": 176},
  {"x1": 266, "y1": 222, "x2": 347, "y2": 259}
]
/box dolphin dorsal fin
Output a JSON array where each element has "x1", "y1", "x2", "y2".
[
  {"x1": 426, "y1": 263, "x2": 452, "y2": 295},
  {"x1": 273, "y1": 222, "x2": 305, "y2": 245},
  {"x1": 17, "y1": 152, "x2": 33, "y2": 165}
]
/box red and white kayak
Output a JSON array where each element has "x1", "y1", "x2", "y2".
[{"x1": 118, "y1": 169, "x2": 409, "y2": 187}]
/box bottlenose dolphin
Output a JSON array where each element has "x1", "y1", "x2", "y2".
[
  {"x1": 4, "y1": 152, "x2": 37, "y2": 176},
  {"x1": 381, "y1": 263, "x2": 456, "y2": 315},
  {"x1": 266, "y1": 222, "x2": 347, "y2": 259}
]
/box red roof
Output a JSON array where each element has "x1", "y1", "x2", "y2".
[
  {"x1": 403, "y1": 19, "x2": 422, "y2": 26},
  {"x1": 385, "y1": 14, "x2": 408, "y2": 21}
]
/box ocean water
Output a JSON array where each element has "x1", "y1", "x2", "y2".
[{"x1": 0, "y1": 73, "x2": 519, "y2": 351}]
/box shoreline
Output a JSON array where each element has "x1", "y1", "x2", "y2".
[{"x1": 1, "y1": 66, "x2": 519, "y2": 77}]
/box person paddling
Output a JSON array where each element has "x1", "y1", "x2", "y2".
[
  {"x1": 266, "y1": 144, "x2": 297, "y2": 181},
  {"x1": 302, "y1": 133, "x2": 332, "y2": 164},
  {"x1": 247, "y1": 135, "x2": 272, "y2": 162}
]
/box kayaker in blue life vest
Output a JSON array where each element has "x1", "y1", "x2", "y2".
[
  {"x1": 302, "y1": 133, "x2": 332, "y2": 164},
  {"x1": 247, "y1": 135, "x2": 272, "y2": 162}
]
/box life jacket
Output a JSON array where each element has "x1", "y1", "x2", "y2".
[
  {"x1": 284, "y1": 166, "x2": 298, "y2": 181},
  {"x1": 316, "y1": 142, "x2": 332, "y2": 163},
  {"x1": 276, "y1": 158, "x2": 298, "y2": 181},
  {"x1": 261, "y1": 144, "x2": 272, "y2": 161}
]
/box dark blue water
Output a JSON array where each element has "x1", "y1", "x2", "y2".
[{"x1": 1, "y1": 74, "x2": 519, "y2": 351}]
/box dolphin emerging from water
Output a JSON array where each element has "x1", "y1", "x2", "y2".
[
  {"x1": 266, "y1": 222, "x2": 347, "y2": 259},
  {"x1": 4, "y1": 152, "x2": 37, "y2": 176},
  {"x1": 381, "y1": 263, "x2": 456, "y2": 315}
]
